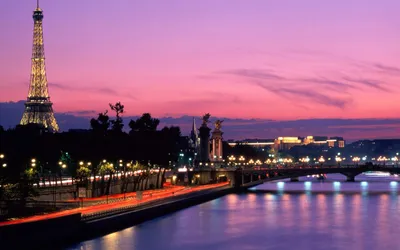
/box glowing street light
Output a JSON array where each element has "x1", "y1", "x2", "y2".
[
  {"x1": 0, "y1": 154, "x2": 4, "y2": 159},
  {"x1": 79, "y1": 161, "x2": 84, "y2": 166},
  {"x1": 300, "y1": 157, "x2": 310, "y2": 163},
  {"x1": 2, "y1": 163, "x2": 6, "y2": 168},
  {"x1": 377, "y1": 156, "x2": 388, "y2": 165},
  {"x1": 62, "y1": 164, "x2": 67, "y2": 169},
  {"x1": 58, "y1": 161, "x2": 62, "y2": 166},
  {"x1": 392, "y1": 156, "x2": 398, "y2": 167},
  {"x1": 31, "y1": 158, "x2": 36, "y2": 163},
  {"x1": 352, "y1": 157, "x2": 361, "y2": 164},
  {"x1": 335, "y1": 156, "x2": 342, "y2": 166}
]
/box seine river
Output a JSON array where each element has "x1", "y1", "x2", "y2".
[{"x1": 70, "y1": 174, "x2": 400, "y2": 250}]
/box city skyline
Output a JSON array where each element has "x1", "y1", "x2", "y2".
[{"x1": 1, "y1": 0, "x2": 400, "y2": 138}]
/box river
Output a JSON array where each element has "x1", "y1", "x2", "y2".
[{"x1": 69, "y1": 174, "x2": 400, "y2": 250}]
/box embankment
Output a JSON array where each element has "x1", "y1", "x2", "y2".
[{"x1": 0, "y1": 186, "x2": 234, "y2": 249}]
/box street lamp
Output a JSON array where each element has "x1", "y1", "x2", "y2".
[
  {"x1": 0, "y1": 154, "x2": 4, "y2": 159},
  {"x1": 335, "y1": 156, "x2": 342, "y2": 166},
  {"x1": 352, "y1": 157, "x2": 361, "y2": 166},
  {"x1": 318, "y1": 156, "x2": 325, "y2": 166},
  {"x1": 377, "y1": 156, "x2": 388, "y2": 166},
  {"x1": 2, "y1": 163, "x2": 6, "y2": 168},
  {"x1": 392, "y1": 156, "x2": 398, "y2": 167}
]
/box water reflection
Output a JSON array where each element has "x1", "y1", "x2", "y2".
[{"x1": 70, "y1": 175, "x2": 400, "y2": 250}]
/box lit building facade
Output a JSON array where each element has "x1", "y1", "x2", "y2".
[{"x1": 228, "y1": 136, "x2": 345, "y2": 150}]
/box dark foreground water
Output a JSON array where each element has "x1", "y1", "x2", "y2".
[{"x1": 70, "y1": 174, "x2": 400, "y2": 250}]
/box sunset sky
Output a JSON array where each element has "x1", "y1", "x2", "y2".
[{"x1": 1, "y1": 0, "x2": 400, "y2": 121}]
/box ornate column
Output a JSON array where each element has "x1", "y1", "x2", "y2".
[
  {"x1": 199, "y1": 113, "x2": 211, "y2": 164},
  {"x1": 211, "y1": 120, "x2": 224, "y2": 164}
]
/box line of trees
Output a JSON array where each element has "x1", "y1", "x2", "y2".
[{"x1": 0, "y1": 102, "x2": 184, "y2": 201}]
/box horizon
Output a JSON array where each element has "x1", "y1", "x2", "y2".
[
  {"x1": 1, "y1": 1, "x2": 400, "y2": 138},
  {"x1": 1, "y1": 100, "x2": 400, "y2": 142}
]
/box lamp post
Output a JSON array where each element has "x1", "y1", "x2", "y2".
[
  {"x1": 392, "y1": 156, "x2": 398, "y2": 168},
  {"x1": 318, "y1": 156, "x2": 325, "y2": 167},
  {"x1": 335, "y1": 156, "x2": 342, "y2": 167},
  {"x1": 377, "y1": 156, "x2": 387, "y2": 166},
  {"x1": 352, "y1": 157, "x2": 360, "y2": 166},
  {"x1": 0, "y1": 154, "x2": 6, "y2": 172},
  {"x1": 239, "y1": 156, "x2": 245, "y2": 168}
]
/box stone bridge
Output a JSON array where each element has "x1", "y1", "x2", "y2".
[{"x1": 191, "y1": 164, "x2": 400, "y2": 188}]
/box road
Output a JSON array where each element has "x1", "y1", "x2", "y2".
[{"x1": 0, "y1": 182, "x2": 228, "y2": 226}]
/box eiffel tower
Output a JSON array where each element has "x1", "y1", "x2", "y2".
[{"x1": 20, "y1": 1, "x2": 59, "y2": 132}]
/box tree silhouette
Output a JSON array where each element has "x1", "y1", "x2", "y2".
[
  {"x1": 109, "y1": 102, "x2": 125, "y2": 133},
  {"x1": 90, "y1": 111, "x2": 110, "y2": 135},
  {"x1": 129, "y1": 113, "x2": 160, "y2": 133}
]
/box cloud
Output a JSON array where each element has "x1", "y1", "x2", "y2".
[
  {"x1": 211, "y1": 65, "x2": 395, "y2": 109},
  {"x1": 64, "y1": 110, "x2": 97, "y2": 116},
  {"x1": 303, "y1": 78, "x2": 355, "y2": 91},
  {"x1": 217, "y1": 69, "x2": 285, "y2": 80},
  {"x1": 255, "y1": 82, "x2": 351, "y2": 109},
  {"x1": 374, "y1": 63, "x2": 400, "y2": 75},
  {"x1": 48, "y1": 82, "x2": 135, "y2": 100},
  {"x1": 342, "y1": 77, "x2": 388, "y2": 92}
]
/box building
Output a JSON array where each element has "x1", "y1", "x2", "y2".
[
  {"x1": 228, "y1": 136, "x2": 345, "y2": 151},
  {"x1": 227, "y1": 139, "x2": 275, "y2": 148}
]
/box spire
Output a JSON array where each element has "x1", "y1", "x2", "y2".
[
  {"x1": 37, "y1": 0, "x2": 39, "y2": 8},
  {"x1": 190, "y1": 117, "x2": 199, "y2": 144}
]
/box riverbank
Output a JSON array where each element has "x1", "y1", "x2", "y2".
[{"x1": 0, "y1": 183, "x2": 233, "y2": 249}]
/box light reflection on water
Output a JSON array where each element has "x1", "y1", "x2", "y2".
[{"x1": 69, "y1": 174, "x2": 400, "y2": 250}]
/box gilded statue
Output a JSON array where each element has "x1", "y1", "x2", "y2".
[
  {"x1": 215, "y1": 119, "x2": 223, "y2": 130},
  {"x1": 202, "y1": 113, "x2": 211, "y2": 126}
]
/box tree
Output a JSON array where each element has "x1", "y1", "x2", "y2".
[
  {"x1": 98, "y1": 162, "x2": 115, "y2": 195},
  {"x1": 129, "y1": 113, "x2": 160, "y2": 133},
  {"x1": 90, "y1": 111, "x2": 110, "y2": 135},
  {"x1": 109, "y1": 102, "x2": 125, "y2": 133}
]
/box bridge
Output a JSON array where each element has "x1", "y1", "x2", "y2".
[{"x1": 191, "y1": 164, "x2": 400, "y2": 188}]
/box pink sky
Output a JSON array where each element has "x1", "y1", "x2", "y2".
[{"x1": 1, "y1": 0, "x2": 400, "y2": 120}]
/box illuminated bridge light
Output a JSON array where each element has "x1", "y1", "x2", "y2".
[
  {"x1": 390, "y1": 181, "x2": 398, "y2": 187},
  {"x1": 304, "y1": 181, "x2": 312, "y2": 190},
  {"x1": 277, "y1": 182, "x2": 285, "y2": 189},
  {"x1": 361, "y1": 181, "x2": 368, "y2": 188}
]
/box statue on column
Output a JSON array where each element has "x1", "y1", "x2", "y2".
[
  {"x1": 202, "y1": 113, "x2": 211, "y2": 126},
  {"x1": 198, "y1": 113, "x2": 211, "y2": 163},
  {"x1": 211, "y1": 119, "x2": 224, "y2": 164},
  {"x1": 214, "y1": 120, "x2": 223, "y2": 131}
]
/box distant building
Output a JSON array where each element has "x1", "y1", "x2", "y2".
[
  {"x1": 227, "y1": 139, "x2": 274, "y2": 148},
  {"x1": 228, "y1": 135, "x2": 345, "y2": 151}
]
